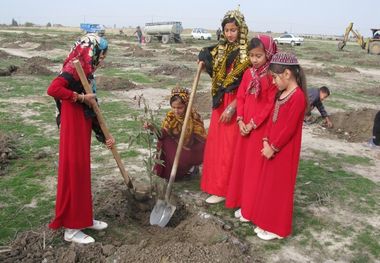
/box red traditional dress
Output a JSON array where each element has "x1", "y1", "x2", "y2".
[
  {"x1": 199, "y1": 10, "x2": 251, "y2": 197},
  {"x1": 225, "y1": 71, "x2": 277, "y2": 209},
  {"x1": 48, "y1": 34, "x2": 107, "y2": 230},
  {"x1": 225, "y1": 35, "x2": 277, "y2": 210},
  {"x1": 252, "y1": 87, "x2": 306, "y2": 237},
  {"x1": 154, "y1": 109, "x2": 206, "y2": 180}
]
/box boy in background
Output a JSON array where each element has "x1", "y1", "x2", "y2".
[{"x1": 305, "y1": 86, "x2": 333, "y2": 128}]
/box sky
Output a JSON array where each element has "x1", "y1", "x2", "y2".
[{"x1": 1, "y1": 0, "x2": 379, "y2": 36}]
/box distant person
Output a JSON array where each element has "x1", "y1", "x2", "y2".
[
  {"x1": 216, "y1": 27, "x2": 222, "y2": 41},
  {"x1": 367, "y1": 111, "x2": 380, "y2": 148},
  {"x1": 134, "y1": 26, "x2": 143, "y2": 44},
  {"x1": 305, "y1": 86, "x2": 333, "y2": 128},
  {"x1": 47, "y1": 33, "x2": 115, "y2": 244},
  {"x1": 144, "y1": 86, "x2": 207, "y2": 180}
]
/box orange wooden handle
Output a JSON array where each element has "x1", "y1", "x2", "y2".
[{"x1": 73, "y1": 60, "x2": 133, "y2": 189}]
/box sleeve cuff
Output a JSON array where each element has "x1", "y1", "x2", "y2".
[{"x1": 270, "y1": 143, "x2": 280, "y2": 153}]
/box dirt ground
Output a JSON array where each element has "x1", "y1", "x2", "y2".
[
  {"x1": 0, "y1": 132, "x2": 16, "y2": 176},
  {"x1": 329, "y1": 108, "x2": 378, "y2": 142},
  {"x1": 0, "y1": 184, "x2": 255, "y2": 263}
]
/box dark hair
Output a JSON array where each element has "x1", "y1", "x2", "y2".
[
  {"x1": 222, "y1": 17, "x2": 238, "y2": 31},
  {"x1": 269, "y1": 63, "x2": 310, "y2": 111},
  {"x1": 319, "y1": 86, "x2": 330, "y2": 96},
  {"x1": 170, "y1": 95, "x2": 186, "y2": 106},
  {"x1": 248, "y1": 37, "x2": 264, "y2": 51}
]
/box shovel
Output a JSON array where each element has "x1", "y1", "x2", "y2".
[
  {"x1": 150, "y1": 62, "x2": 203, "y2": 227},
  {"x1": 73, "y1": 60, "x2": 134, "y2": 189}
]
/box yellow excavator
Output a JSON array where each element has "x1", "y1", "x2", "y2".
[{"x1": 338, "y1": 22, "x2": 380, "y2": 55}]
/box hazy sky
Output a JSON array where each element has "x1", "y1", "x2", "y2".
[{"x1": 1, "y1": 0, "x2": 378, "y2": 36}]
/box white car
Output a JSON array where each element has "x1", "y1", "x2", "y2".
[
  {"x1": 273, "y1": 34, "x2": 304, "y2": 46},
  {"x1": 191, "y1": 28, "x2": 212, "y2": 40}
]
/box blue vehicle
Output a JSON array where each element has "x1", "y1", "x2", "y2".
[{"x1": 80, "y1": 23, "x2": 105, "y2": 36}]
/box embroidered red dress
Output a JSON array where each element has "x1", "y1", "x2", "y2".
[
  {"x1": 252, "y1": 87, "x2": 306, "y2": 237},
  {"x1": 225, "y1": 69, "x2": 277, "y2": 209},
  {"x1": 47, "y1": 77, "x2": 93, "y2": 229},
  {"x1": 200, "y1": 92, "x2": 239, "y2": 196}
]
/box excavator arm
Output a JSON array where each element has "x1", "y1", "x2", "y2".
[{"x1": 338, "y1": 22, "x2": 366, "y2": 50}]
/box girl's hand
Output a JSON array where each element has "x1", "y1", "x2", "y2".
[
  {"x1": 261, "y1": 142, "x2": 275, "y2": 159},
  {"x1": 105, "y1": 136, "x2": 115, "y2": 149},
  {"x1": 245, "y1": 122, "x2": 254, "y2": 133},
  {"x1": 197, "y1": 60, "x2": 205, "y2": 70},
  {"x1": 83, "y1": 93, "x2": 96, "y2": 108},
  {"x1": 238, "y1": 121, "x2": 249, "y2": 136},
  {"x1": 219, "y1": 106, "x2": 235, "y2": 123}
]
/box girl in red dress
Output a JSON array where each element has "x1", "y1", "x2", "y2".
[
  {"x1": 225, "y1": 35, "x2": 278, "y2": 222},
  {"x1": 198, "y1": 9, "x2": 251, "y2": 204},
  {"x1": 47, "y1": 34, "x2": 115, "y2": 244},
  {"x1": 145, "y1": 87, "x2": 207, "y2": 180},
  {"x1": 253, "y1": 52, "x2": 309, "y2": 240}
]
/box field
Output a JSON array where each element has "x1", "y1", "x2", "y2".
[{"x1": 0, "y1": 27, "x2": 379, "y2": 263}]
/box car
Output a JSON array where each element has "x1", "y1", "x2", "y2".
[
  {"x1": 273, "y1": 34, "x2": 304, "y2": 46},
  {"x1": 191, "y1": 28, "x2": 212, "y2": 40}
]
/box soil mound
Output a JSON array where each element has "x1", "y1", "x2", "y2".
[
  {"x1": 16, "y1": 57, "x2": 55, "y2": 76},
  {"x1": 17, "y1": 63, "x2": 55, "y2": 76},
  {"x1": 313, "y1": 52, "x2": 338, "y2": 62},
  {"x1": 150, "y1": 64, "x2": 190, "y2": 78},
  {"x1": 0, "y1": 50, "x2": 11, "y2": 59},
  {"x1": 330, "y1": 65, "x2": 359, "y2": 73},
  {"x1": 35, "y1": 41, "x2": 57, "y2": 51},
  {"x1": 360, "y1": 87, "x2": 380, "y2": 97},
  {"x1": 304, "y1": 67, "x2": 333, "y2": 77},
  {"x1": 0, "y1": 132, "x2": 17, "y2": 176},
  {"x1": 0, "y1": 65, "x2": 18, "y2": 77},
  {"x1": 25, "y1": 56, "x2": 53, "y2": 65},
  {"x1": 329, "y1": 108, "x2": 378, "y2": 142},
  {"x1": 96, "y1": 76, "x2": 138, "y2": 91},
  {"x1": 124, "y1": 44, "x2": 154, "y2": 58}
]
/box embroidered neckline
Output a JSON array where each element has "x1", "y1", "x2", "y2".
[{"x1": 272, "y1": 88, "x2": 298, "y2": 123}]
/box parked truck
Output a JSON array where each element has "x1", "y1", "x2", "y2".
[
  {"x1": 144, "y1": 21, "x2": 183, "y2": 44},
  {"x1": 80, "y1": 23, "x2": 105, "y2": 36}
]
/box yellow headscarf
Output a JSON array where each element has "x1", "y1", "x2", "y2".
[
  {"x1": 210, "y1": 9, "x2": 251, "y2": 103},
  {"x1": 162, "y1": 87, "x2": 206, "y2": 146}
]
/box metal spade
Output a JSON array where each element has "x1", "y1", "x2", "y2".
[{"x1": 150, "y1": 62, "x2": 203, "y2": 227}]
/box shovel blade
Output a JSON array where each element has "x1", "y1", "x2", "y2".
[{"x1": 149, "y1": 199, "x2": 177, "y2": 227}]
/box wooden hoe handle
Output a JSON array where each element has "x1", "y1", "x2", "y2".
[{"x1": 73, "y1": 60, "x2": 133, "y2": 189}]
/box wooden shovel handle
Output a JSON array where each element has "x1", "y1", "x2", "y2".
[
  {"x1": 73, "y1": 60, "x2": 133, "y2": 189},
  {"x1": 164, "y1": 62, "x2": 204, "y2": 201}
]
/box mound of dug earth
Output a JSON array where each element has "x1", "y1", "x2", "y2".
[
  {"x1": 96, "y1": 76, "x2": 138, "y2": 91},
  {"x1": 0, "y1": 132, "x2": 17, "y2": 176},
  {"x1": 124, "y1": 44, "x2": 154, "y2": 58},
  {"x1": 329, "y1": 108, "x2": 377, "y2": 142},
  {"x1": 150, "y1": 64, "x2": 190, "y2": 78},
  {"x1": 360, "y1": 87, "x2": 380, "y2": 97},
  {"x1": 0, "y1": 184, "x2": 254, "y2": 263}
]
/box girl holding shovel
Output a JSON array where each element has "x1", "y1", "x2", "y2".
[
  {"x1": 47, "y1": 33, "x2": 115, "y2": 244},
  {"x1": 198, "y1": 9, "x2": 251, "y2": 204}
]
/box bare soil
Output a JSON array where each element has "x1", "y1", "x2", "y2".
[
  {"x1": 96, "y1": 76, "x2": 138, "y2": 91},
  {"x1": 360, "y1": 86, "x2": 380, "y2": 97},
  {"x1": 150, "y1": 64, "x2": 191, "y2": 79},
  {"x1": 0, "y1": 132, "x2": 17, "y2": 176},
  {"x1": 0, "y1": 183, "x2": 255, "y2": 263},
  {"x1": 329, "y1": 108, "x2": 377, "y2": 142}
]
